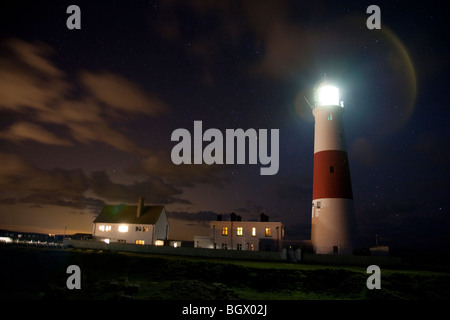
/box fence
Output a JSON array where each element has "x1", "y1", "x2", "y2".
[
  {"x1": 63, "y1": 239, "x2": 283, "y2": 261},
  {"x1": 63, "y1": 239, "x2": 401, "y2": 266}
]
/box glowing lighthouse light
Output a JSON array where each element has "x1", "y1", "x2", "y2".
[
  {"x1": 317, "y1": 85, "x2": 339, "y2": 106},
  {"x1": 316, "y1": 83, "x2": 344, "y2": 108}
]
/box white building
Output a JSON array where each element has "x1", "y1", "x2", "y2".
[
  {"x1": 93, "y1": 197, "x2": 169, "y2": 245},
  {"x1": 194, "y1": 214, "x2": 284, "y2": 251}
]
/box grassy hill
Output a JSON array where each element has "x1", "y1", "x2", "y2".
[{"x1": 1, "y1": 245, "x2": 449, "y2": 300}]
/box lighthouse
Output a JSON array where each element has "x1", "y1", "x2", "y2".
[{"x1": 310, "y1": 77, "x2": 357, "y2": 255}]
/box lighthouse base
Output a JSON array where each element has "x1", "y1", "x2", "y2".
[{"x1": 311, "y1": 198, "x2": 357, "y2": 255}]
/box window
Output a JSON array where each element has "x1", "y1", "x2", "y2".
[
  {"x1": 118, "y1": 225, "x2": 128, "y2": 232},
  {"x1": 249, "y1": 244, "x2": 254, "y2": 251},
  {"x1": 222, "y1": 227, "x2": 228, "y2": 236},
  {"x1": 117, "y1": 239, "x2": 126, "y2": 243},
  {"x1": 237, "y1": 244, "x2": 242, "y2": 250},
  {"x1": 237, "y1": 227, "x2": 243, "y2": 236},
  {"x1": 317, "y1": 201, "x2": 321, "y2": 208},
  {"x1": 135, "y1": 240, "x2": 145, "y2": 245},
  {"x1": 135, "y1": 226, "x2": 142, "y2": 232},
  {"x1": 330, "y1": 166, "x2": 334, "y2": 173},
  {"x1": 252, "y1": 227, "x2": 256, "y2": 237},
  {"x1": 333, "y1": 246, "x2": 339, "y2": 254},
  {"x1": 222, "y1": 243, "x2": 227, "y2": 250},
  {"x1": 328, "y1": 113, "x2": 333, "y2": 120},
  {"x1": 98, "y1": 225, "x2": 111, "y2": 232},
  {"x1": 143, "y1": 227, "x2": 149, "y2": 232},
  {"x1": 265, "y1": 228, "x2": 271, "y2": 237}
]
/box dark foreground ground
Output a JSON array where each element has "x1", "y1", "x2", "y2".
[{"x1": 1, "y1": 245, "x2": 450, "y2": 300}]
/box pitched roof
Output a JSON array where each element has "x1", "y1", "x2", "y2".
[{"x1": 93, "y1": 205, "x2": 165, "y2": 225}]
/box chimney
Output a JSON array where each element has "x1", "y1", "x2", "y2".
[
  {"x1": 260, "y1": 213, "x2": 269, "y2": 222},
  {"x1": 137, "y1": 196, "x2": 145, "y2": 218}
]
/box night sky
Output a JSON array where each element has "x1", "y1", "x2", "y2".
[{"x1": 0, "y1": 0, "x2": 448, "y2": 251}]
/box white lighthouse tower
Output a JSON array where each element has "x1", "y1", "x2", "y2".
[{"x1": 310, "y1": 77, "x2": 357, "y2": 255}]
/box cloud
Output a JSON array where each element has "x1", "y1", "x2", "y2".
[
  {"x1": 6, "y1": 38, "x2": 64, "y2": 78},
  {"x1": 0, "y1": 121, "x2": 72, "y2": 146},
  {"x1": 0, "y1": 193, "x2": 105, "y2": 214},
  {"x1": 153, "y1": 1, "x2": 417, "y2": 138},
  {"x1": 0, "y1": 38, "x2": 168, "y2": 154},
  {"x1": 250, "y1": 22, "x2": 313, "y2": 80},
  {"x1": 0, "y1": 153, "x2": 192, "y2": 211},
  {"x1": 153, "y1": 0, "x2": 308, "y2": 81},
  {"x1": 0, "y1": 153, "x2": 89, "y2": 196},
  {"x1": 79, "y1": 71, "x2": 168, "y2": 117},
  {"x1": 128, "y1": 151, "x2": 229, "y2": 188},
  {"x1": 68, "y1": 121, "x2": 145, "y2": 155},
  {"x1": 167, "y1": 210, "x2": 219, "y2": 222},
  {"x1": 90, "y1": 171, "x2": 191, "y2": 205}
]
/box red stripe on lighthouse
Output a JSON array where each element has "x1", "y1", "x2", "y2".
[{"x1": 312, "y1": 150, "x2": 353, "y2": 200}]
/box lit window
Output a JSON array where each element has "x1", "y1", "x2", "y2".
[
  {"x1": 98, "y1": 225, "x2": 111, "y2": 232},
  {"x1": 237, "y1": 227, "x2": 243, "y2": 236},
  {"x1": 265, "y1": 228, "x2": 271, "y2": 237},
  {"x1": 250, "y1": 244, "x2": 254, "y2": 251},
  {"x1": 222, "y1": 227, "x2": 228, "y2": 236},
  {"x1": 103, "y1": 239, "x2": 110, "y2": 244},
  {"x1": 118, "y1": 225, "x2": 128, "y2": 232},
  {"x1": 143, "y1": 227, "x2": 149, "y2": 232},
  {"x1": 252, "y1": 227, "x2": 256, "y2": 237},
  {"x1": 155, "y1": 240, "x2": 164, "y2": 246},
  {"x1": 135, "y1": 240, "x2": 145, "y2": 245}
]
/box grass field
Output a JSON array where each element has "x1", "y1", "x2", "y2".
[{"x1": 1, "y1": 245, "x2": 449, "y2": 300}]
